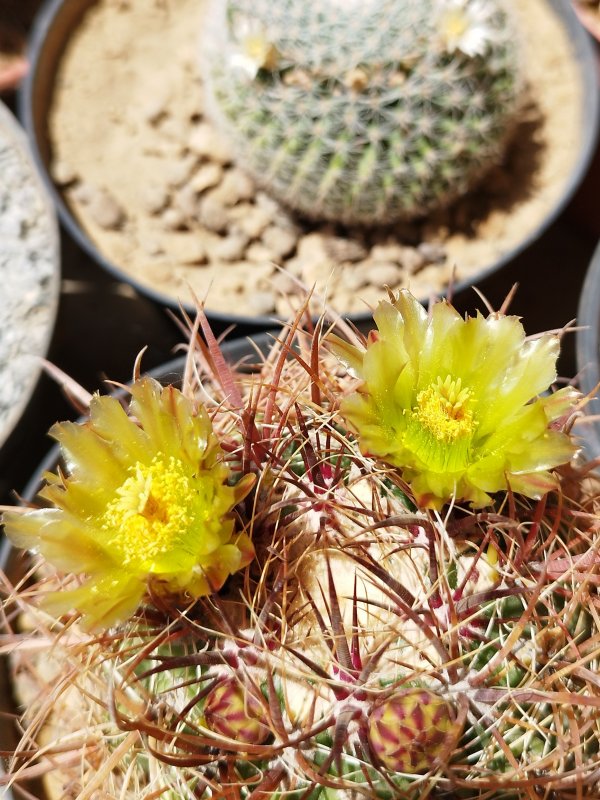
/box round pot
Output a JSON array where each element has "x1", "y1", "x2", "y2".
[
  {"x1": 0, "y1": 331, "x2": 272, "y2": 799},
  {"x1": 0, "y1": 100, "x2": 60, "y2": 459},
  {"x1": 19, "y1": 0, "x2": 600, "y2": 329},
  {"x1": 576, "y1": 240, "x2": 600, "y2": 459}
]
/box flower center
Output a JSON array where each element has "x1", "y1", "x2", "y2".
[
  {"x1": 243, "y1": 35, "x2": 279, "y2": 71},
  {"x1": 415, "y1": 376, "x2": 474, "y2": 443},
  {"x1": 441, "y1": 9, "x2": 470, "y2": 40},
  {"x1": 102, "y1": 455, "x2": 198, "y2": 567}
]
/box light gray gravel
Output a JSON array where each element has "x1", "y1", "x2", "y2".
[{"x1": 0, "y1": 101, "x2": 60, "y2": 449}]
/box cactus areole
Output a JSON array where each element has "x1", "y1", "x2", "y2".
[
  {"x1": 3, "y1": 289, "x2": 593, "y2": 799},
  {"x1": 201, "y1": 0, "x2": 523, "y2": 225}
]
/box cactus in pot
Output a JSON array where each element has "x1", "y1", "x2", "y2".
[
  {"x1": 200, "y1": 0, "x2": 524, "y2": 225},
  {"x1": 5, "y1": 288, "x2": 600, "y2": 799}
]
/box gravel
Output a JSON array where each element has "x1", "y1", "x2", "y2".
[{"x1": 0, "y1": 102, "x2": 59, "y2": 448}]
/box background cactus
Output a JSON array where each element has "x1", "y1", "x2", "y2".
[
  {"x1": 200, "y1": 0, "x2": 524, "y2": 225},
  {"x1": 5, "y1": 293, "x2": 600, "y2": 799}
]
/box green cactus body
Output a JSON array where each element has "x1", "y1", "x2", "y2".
[
  {"x1": 201, "y1": 0, "x2": 523, "y2": 224},
  {"x1": 6, "y1": 293, "x2": 599, "y2": 799}
]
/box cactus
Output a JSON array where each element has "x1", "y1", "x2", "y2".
[
  {"x1": 5, "y1": 289, "x2": 600, "y2": 799},
  {"x1": 200, "y1": 0, "x2": 524, "y2": 225}
]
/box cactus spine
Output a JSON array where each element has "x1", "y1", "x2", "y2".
[
  {"x1": 201, "y1": 0, "x2": 524, "y2": 225},
  {"x1": 4, "y1": 293, "x2": 599, "y2": 799}
]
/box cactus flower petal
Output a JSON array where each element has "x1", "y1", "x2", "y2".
[
  {"x1": 333, "y1": 290, "x2": 578, "y2": 508},
  {"x1": 2, "y1": 378, "x2": 255, "y2": 629}
]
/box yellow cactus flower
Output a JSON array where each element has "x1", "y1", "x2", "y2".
[
  {"x1": 3, "y1": 378, "x2": 255, "y2": 629},
  {"x1": 332, "y1": 291, "x2": 578, "y2": 509}
]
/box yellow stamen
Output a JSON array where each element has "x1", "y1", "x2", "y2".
[
  {"x1": 102, "y1": 455, "x2": 199, "y2": 566},
  {"x1": 442, "y1": 9, "x2": 470, "y2": 39},
  {"x1": 415, "y1": 376, "x2": 474, "y2": 443},
  {"x1": 244, "y1": 35, "x2": 280, "y2": 71}
]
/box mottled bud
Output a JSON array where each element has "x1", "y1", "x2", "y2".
[
  {"x1": 368, "y1": 688, "x2": 455, "y2": 773},
  {"x1": 204, "y1": 678, "x2": 270, "y2": 745}
]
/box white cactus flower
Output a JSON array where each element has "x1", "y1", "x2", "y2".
[{"x1": 436, "y1": 0, "x2": 498, "y2": 57}]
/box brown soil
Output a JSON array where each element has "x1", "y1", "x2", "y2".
[{"x1": 47, "y1": 0, "x2": 585, "y2": 318}]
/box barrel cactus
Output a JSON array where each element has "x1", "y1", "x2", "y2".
[
  {"x1": 5, "y1": 289, "x2": 600, "y2": 798},
  {"x1": 200, "y1": 0, "x2": 524, "y2": 225}
]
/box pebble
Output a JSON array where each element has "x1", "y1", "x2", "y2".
[
  {"x1": 161, "y1": 208, "x2": 187, "y2": 231},
  {"x1": 50, "y1": 158, "x2": 78, "y2": 187},
  {"x1": 418, "y1": 241, "x2": 447, "y2": 264},
  {"x1": 299, "y1": 257, "x2": 333, "y2": 287},
  {"x1": 217, "y1": 168, "x2": 256, "y2": 206},
  {"x1": 69, "y1": 182, "x2": 96, "y2": 206},
  {"x1": 145, "y1": 260, "x2": 175, "y2": 284},
  {"x1": 399, "y1": 247, "x2": 426, "y2": 273},
  {"x1": 209, "y1": 233, "x2": 248, "y2": 262},
  {"x1": 141, "y1": 184, "x2": 169, "y2": 215},
  {"x1": 197, "y1": 192, "x2": 228, "y2": 233},
  {"x1": 179, "y1": 238, "x2": 207, "y2": 264},
  {"x1": 159, "y1": 116, "x2": 189, "y2": 144},
  {"x1": 248, "y1": 290, "x2": 277, "y2": 316},
  {"x1": 190, "y1": 162, "x2": 223, "y2": 194},
  {"x1": 188, "y1": 122, "x2": 233, "y2": 164},
  {"x1": 343, "y1": 266, "x2": 369, "y2": 291},
  {"x1": 275, "y1": 293, "x2": 295, "y2": 318},
  {"x1": 86, "y1": 186, "x2": 126, "y2": 230},
  {"x1": 356, "y1": 284, "x2": 386, "y2": 308},
  {"x1": 174, "y1": 184, "x2": 200, "y2": 219},
  {"x1": 229, "y1": 204, "x2": 272, "y2": 239},
  {"x1": 141, "y1": 237, "x2": 163, "y2": 256},
  {"x1": 261, "y1": 225, "x2": 298, "y2": 260},
  {"x1": 370, "y1": 243, "x2": 406, "y2": 264},
  {"x1": 255, "y1": 190, "x2": 281, "y2": 217},
  {"x1": 140, "y1": 85, "x2": 171, "y2": 124},
  {"x1": 297, "y1": 232, "x2": 330, "y2": 261},
  {"x1": 246, "y1": 242, "x2": 275, "y2": 263},
  {"x1": 142, "y1": 139, "x2": 185, "y2": 159},
  {"x1": 165, "y1": 154, "x2": 198, "y2": 189},
  {"x1": 365, "y1": 262, "x2": 403, "y2": 287},
  {"x1": 323, "y1": 236, "x2": 368, "y2": 262},
  {"x1": 271, "y1": 270, "x2": 299, "y2": 294}
]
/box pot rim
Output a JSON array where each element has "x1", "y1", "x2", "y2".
[
  {"x1": 18, "y1": 0, "x2": 600, "y2": 329},
  {"x1": 576, "y1": 240, "x2": 600, "y2": 460}
]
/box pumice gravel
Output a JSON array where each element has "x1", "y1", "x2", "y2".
[{"x1": 0, "y1": 101, "x2": 59, "y2": 449}]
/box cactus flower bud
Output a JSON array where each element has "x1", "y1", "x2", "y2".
[
  {"x1": 367, "y1": 688, "x2": 455, "y2": 773},
  {"x1": 204, "y1": 678, "x2": 270, "y2": 745}
]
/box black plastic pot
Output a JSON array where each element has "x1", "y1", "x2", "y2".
[
  {"x1": 0, "y1": 332, "x2": 272, "y2": 799},
  {"x1": 19, "y1": 0, "x2": 600, "y2": 329},
  {"x1": 576, "y1": 240, "x2": 600, "y2": 460}
]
